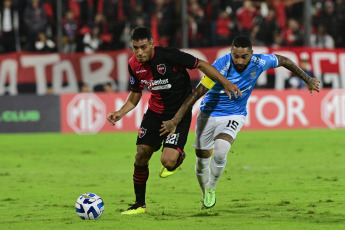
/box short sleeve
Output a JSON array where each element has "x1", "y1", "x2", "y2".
[
  {"x1": 164, "y1": 47, "x2": 198, "y2": 69},
  {"x1": 128, "y1": 65, "x2": 143, "y2": 92},
  {"x1": 212, "y1": 54, "x2": 231, "y2": 75},
  {"x1": 263, "y1": 54, "x2": 278, "y2": 70}
]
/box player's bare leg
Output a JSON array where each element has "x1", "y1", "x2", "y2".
[
  {"x1": 121, "y1": 144, "x2": 156, "y2": 215},
  {"x1": 159, "y1": 147, "x2": 185, "y2": 178}
]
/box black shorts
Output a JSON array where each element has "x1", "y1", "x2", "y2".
[{"x1": 136, "y1": 109, "x2": 192, "y2": 152}]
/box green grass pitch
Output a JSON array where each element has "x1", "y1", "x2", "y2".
[{"x1": 1, "y1": 129, "x2": 345, "y2": 230}]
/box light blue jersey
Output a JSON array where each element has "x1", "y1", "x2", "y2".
[{"x1": 200, "y1": 53, "x2": 278, "y2": 117}]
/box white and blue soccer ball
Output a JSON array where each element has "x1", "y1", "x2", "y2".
[{"x1": 75, "y1": 193, "x2": 104, "y2": 220}]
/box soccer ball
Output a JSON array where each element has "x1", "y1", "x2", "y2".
[{"x1": 75, "y1": 193, "x2": 104, "y2": 220}]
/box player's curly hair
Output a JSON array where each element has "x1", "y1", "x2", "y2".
[
  {"x1": 232, "y1": 35, "x2": 252, "y2": 50},
  {"x1": 131, "y1": 27, "x2": 153, "y2": 42}
]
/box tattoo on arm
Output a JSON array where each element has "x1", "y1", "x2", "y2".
[
  {"x1": 275, "y1": 54, "x2": 313, "y2": 85},
  {"x1": 172, "y1": 83, "x2": 208, "y2": 124}
]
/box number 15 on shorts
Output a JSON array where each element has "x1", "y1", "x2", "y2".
[{"x1": 226, "y1": 120, "x2": 239, "y2": 131}]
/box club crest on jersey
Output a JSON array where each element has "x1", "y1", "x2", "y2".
[
  {"x1": 157, "y1": 64, "x2": 166, "y2": 75},
  {"x1": 250, "y1": 70, "x2": 256, "y2": 79},
  {"x1": 138, "y1": 127, "x2": 147, "y2": 138}
]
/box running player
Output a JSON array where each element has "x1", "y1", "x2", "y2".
[
  {"x1": 106, "y1": 27, "x2": 241, "y2": 214},
  {"x1": 160, "y1": 35, "x2": 320, "y2": 209}
]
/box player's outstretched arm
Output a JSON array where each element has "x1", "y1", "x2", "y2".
[
  {"x1": 160, "y1": 83, "x2": 209, "y2": 138},
  {"x1": 107, "y1": 91, "x2": 142, "y2": 126},
  {"x1": 197, "y1": 60, "x2": 242, "y2": 99},
  {"x1": 275, "y1": 54, "x2": 320, "y2": 95}
]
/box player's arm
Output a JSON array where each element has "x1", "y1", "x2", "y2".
[
  {"x1": 159, "y1": 78, "x2": 210, "y2": 138},
  {"x1": 107, "y1": 91, "x2": 142, "y2": 126},
  {"x1": 275, "y1": 54, "x2": 320, "y2": 95},
  {"x1": 197, "y1": 59, "x2": 242, "y2": 99}
]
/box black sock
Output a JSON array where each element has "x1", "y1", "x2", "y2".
[
  {"x1": 133, "y1": 164, "x2": 149, "y2": 205},
  {"x1": 170, "y1": 149, "x2": 185, "y2": 171}
]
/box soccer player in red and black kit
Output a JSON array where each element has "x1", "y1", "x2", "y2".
[{"x1": 107, "y1": 27, "x2": 241, "y2": 215}]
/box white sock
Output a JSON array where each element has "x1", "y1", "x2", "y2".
[
  {"x1": 195, "y1": 156, "x2": 211, "y2": 197},
  {"x1": 208, "y1": 139, "x2": 231, "y2": 189}
]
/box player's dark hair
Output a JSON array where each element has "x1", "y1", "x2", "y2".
[
  {"x1": 231, "y1": 35, "x2": 252, "y2": 50},
  {"x1": 131, "y1": 27, "x2": 153, "y2": 42}
]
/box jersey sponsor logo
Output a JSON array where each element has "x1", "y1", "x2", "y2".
[
  {"x1": 138, "y1": 127, "x2": 147, "y2": 138},
  {"x1": 150, "y1": 84, "x2": 172, "y2": 90},
  {"x1": 252, "y1": 56, "x2": 266, "y2": 66},
  {"x1": 217, "y1": 85, "x2": 252, "y2": 97},
  {"x1": 157, "y1": 64, "x2": 166, "y2": 75},
  {"x1": 141, "y1": 79, "x2": 170, "y2": 90},
  {"x1": 250, "y1": 70, "x2": 256, "y2": 79},
  {"x1": 230, "y1": 78, "x2": 240, "y2": 83}
]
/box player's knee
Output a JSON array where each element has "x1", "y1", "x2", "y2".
[
  {"x1": 195, "y1": 157, "x2": 210, "y2": 173},
  {"x1": 135, "y1": 145, "x2": 156, "y2": 165},
  {"x1": 195, "y1": 149, "x2": 212, "y2": 158},
  {"x1": 135, "y1": 152, "x2": 149, "y2": 165},
  {"x1": 135, "y1": 148, "x2": 151, "y2": 165},
  {"x1": 213, "y1": 139, "x2": 231, "y2": 164}
]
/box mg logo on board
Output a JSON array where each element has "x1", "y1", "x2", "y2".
[
  {"x1": 67, "y1": 94, "x2": 106, "y2": 133},
  {"x1": 321, "y1": 89, "x2": 345, "y2": 129}
]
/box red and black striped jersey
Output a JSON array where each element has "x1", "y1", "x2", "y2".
[{"x1": 128, "y1": 46, "x2": 198, "y2": 115}]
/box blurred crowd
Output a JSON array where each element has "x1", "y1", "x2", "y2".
[{"x1": 0, "y1": 0, "x2": 345, "y2": 54}]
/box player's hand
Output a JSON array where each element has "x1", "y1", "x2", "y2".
[
  {"x1": 159, "y1": 120, "x2": 177, "y2": 138},
  {"x1": 224, "y1": 82, "x2": 242, "y2": 99},
  {"x1": 306, "y1": 77, "x2": 320, "y2": 96},
  {"x1": 107, "y1": 111, "x2": 123, "y2": 126}
]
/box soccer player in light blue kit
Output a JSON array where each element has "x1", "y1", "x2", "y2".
[{"x1": 160, "y1": 35, "x2": 320, "y2": 209}]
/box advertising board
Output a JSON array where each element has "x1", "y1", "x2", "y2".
[
  {"x1": 0, "y1": 95, "x2": 60, "y2": 133},
  {"x1": 61, "y1": 89, "x2": 345, "y2": 134}
]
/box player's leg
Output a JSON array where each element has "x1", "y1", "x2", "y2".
[
  {"x1": 195, "y1": 149, "x2": 212, "y2": 198},
  {"x1": 208, "y1": 134, "x2": 233, "y2": 190},
  {"x1": 203, "y1": 134, "x2": 232, "y2": 208},
  {"x1": 159, "y1": 147, "x2": 185, "y2": 178},
  {"x1": 134, "y1": 145, "x2": 156, "y2": 204},
  {"x1": 208, "y1": 115, "x2": 246, "y2": 188},
  {"x1": 159, "y1": 112, "x2": 192, "y2": 178},
  {"x1": 161, "y1": 147, "x2": 184, "y2": 170},
  {"x1": 194, "y1": 111, "x2": 216, "y2": 199},
  {"x1": 122, "y1": 110, "x2": 162, "y2": 215},
  {"x1": 122, "y1": 144, "x2": 156, "y2": 215},
  {"x1": 204, "y1": 115, "x2": 246, "y2": 208}
]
